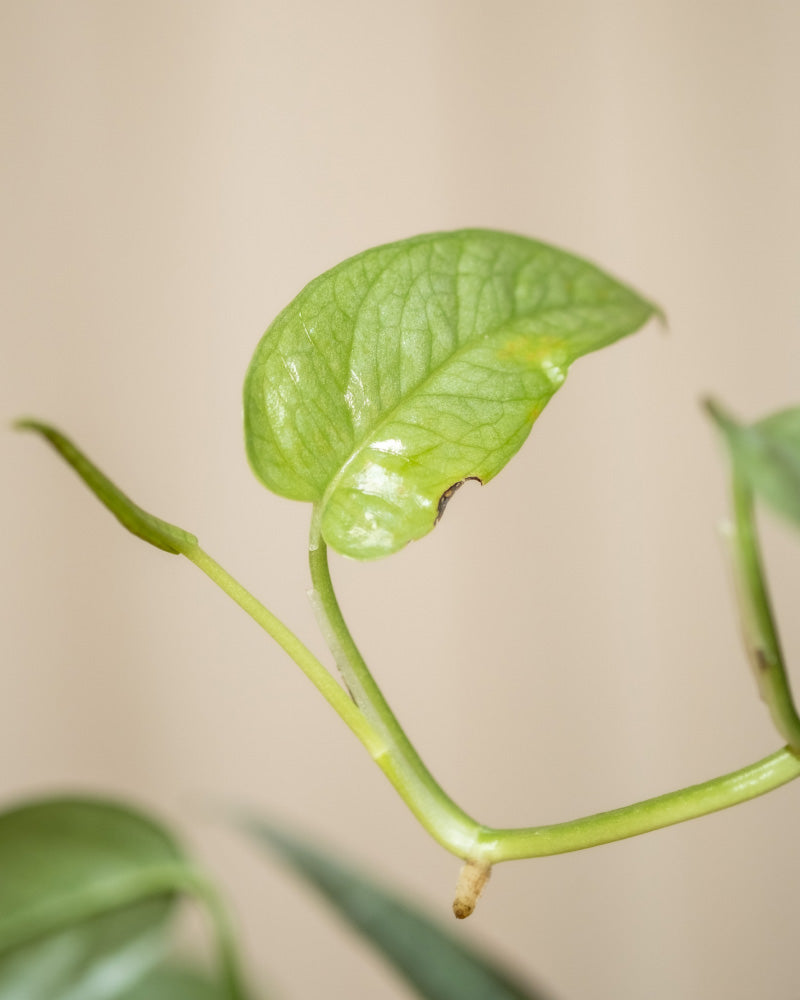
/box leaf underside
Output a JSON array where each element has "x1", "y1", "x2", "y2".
[
  {"x1": 244, "y1": 229, "x2": 656, "y2": 559},
  {"x1": 707, "y1": 402, "x2": 800, "y2": 529}
]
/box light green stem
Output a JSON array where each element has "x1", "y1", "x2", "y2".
[
  {"x1": 729, "y1": 473, "x2": 800, "y2": 749},
  {"x1": 186, "y1": 543, "x2": 479, "y2": 854},
  {"x1": 307, "y1": 506, "x2": 482, "y2": 855},
  {"x1": 183, "y1": 545, "x2": 383, "y2": 758},
  {"x1": 26, "y1": 419, "x2": 798, "y2": 873},
  {"x1": 479, "y1": 746, "x2": 800, "y2": 862},
  {"x1": 186, "y1": 537, "x2": 800, "y2": 867}
]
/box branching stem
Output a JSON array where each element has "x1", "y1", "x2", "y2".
[{"x1": 185, "y1": 527, "x2": 800, "y2": 877}]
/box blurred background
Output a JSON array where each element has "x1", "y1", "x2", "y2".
[{"x1": 3, "y1": 2, "x2": 800, "y2": 997}]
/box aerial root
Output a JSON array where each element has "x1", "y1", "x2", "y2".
[{"x1": 452, "y1": 859, "x2": 492, "y2": 919}]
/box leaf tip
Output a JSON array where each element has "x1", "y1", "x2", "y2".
[
  {"x1": 12, "y1": 416, "x2": 42, "y2": 433},
  {"x1": 16, "y1": 417, "x2": 198, "y2": 556},
  {"x1": 703, "y1": 397, "x2": 740, "y2": 436},
  {"x1": 651, "y1": 303, "x2": 669, "y2": 332}
]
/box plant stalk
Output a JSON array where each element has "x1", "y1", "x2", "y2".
[
  {"x1": 307, "y1": 507, "x2": 485, "y2": 856},
  {"x1": 728, "y1": 472, "x2": 800, "y2": 749},
  {"x1": 185, "y1": 537, "x2": 800, "y2": 881},
  {"x1": 477, "y1": 746, "x2": 800, "y2": 862},
  {"x1": 184, "y1": 545, "x2": 384, "y2": 758}
]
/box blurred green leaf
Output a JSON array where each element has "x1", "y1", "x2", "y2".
[
  {"x1": 707, "y1": 402, "x2": 800, "y2": 529},
  {"x1": 0, "y1": 798, "x2": 191, "y2": 1000},
  {"x1": 117, "y1": 962, "x2": 231, "y2": 1000},
  {"x1": 15, "y1": 420, "x2": 197, "y2": 554},
  {"x1": 245, "y1": 819, "x2": 556, "y2": 1000},
  {"x1": 0, "y1": 902, "x2": 168, "y2": 1000},
  {"x1": 245, "y1": 229, "x2": 656, "y2": 559}
]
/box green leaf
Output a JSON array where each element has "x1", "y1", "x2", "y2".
[
  {"x1": 0, "y1": 902, "x2": 169, "y2": 1000},
  {"x1": 245, "y1": 229, "x2": 657, "y2": 558},
  {"x1": 15, "y1": 420, "x2": 197, "y2": 555},
  {"x1": 0, "y1": 798, "x2": 191, "y2": 1000},
  {"x1": 706, "y1": 402, "x2": 800, "y2": 529},
  {"x1": 245, "y1": 819, "x2": 555, "y2": 1000},
  {"x1": 116, "y1": 963, "x2": 232, "y2": 1000}
]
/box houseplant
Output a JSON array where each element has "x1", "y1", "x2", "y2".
[{"x1": 7, "y1": 229, "x2": 800, "y2": 997}]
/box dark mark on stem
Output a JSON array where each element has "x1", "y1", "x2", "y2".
[{"x1": 755, "y1": 647, "x2": 771, "y2": 673}]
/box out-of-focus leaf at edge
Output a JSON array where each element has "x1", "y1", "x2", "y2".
[
  {"x1": 244, "y1": 229, "x2": 657, "y2": 559},
  {"x1": 706, "y1": 402, "x2": 800, "y2": 529},
  {"x1": 0, "y1": 798, "x2": 189, "y2": 1000},
  {"x1": 15, "y1": 420, "x2": 197, "y2": 554},
  {"x1": 117, "y1": 962, "x2": 231, "y2": 1000},
  {"x1": 0, "y1": 903, "x2": 167, "y2": 1000},
  {"x1": 245, "y1": 819, "x2": 556, "y2": 1000}
]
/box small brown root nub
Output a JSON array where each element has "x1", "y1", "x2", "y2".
[{"x1": 452, "y1": 859, "x2": 492, "y2": 919}]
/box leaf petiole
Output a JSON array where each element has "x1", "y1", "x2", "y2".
[
  {"x1": 726, "y1": 471, "x2": 800, "y2": 749},
  {"x1": 188, "y1": 531, "x2": 484, "y2": 859},
  {"x1": 188, "y1": 535, "x2": 800, "y2": 871},
  {"x1": 306, "y1": 505, "x2": 484, "y2": 858},
  {"x1": 183, "y1": 544, "x2": 384, "y2": 759},
  {"x1": 705, "y1": 400, "x2": 800, "y2": 750},
  {"x1": 299, "y1": 511, "x2": 800, "y2": 880}
]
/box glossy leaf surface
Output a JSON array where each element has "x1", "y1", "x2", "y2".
[
  {"x1": 16, "y1": 420, "x2": 197, "y2": 554},
  {"x1": 707, "y1": 403, "x2": 800, "y2": 529},
  {"x1": 245, "y1": 229, "x2": 656, "y2": 558},
  {"x1": 0, "y1": 798, "x2": 188, "y2": 1000},
  {"x1": 246, "y1": 819, "x2": 554, "y2": 1000}
]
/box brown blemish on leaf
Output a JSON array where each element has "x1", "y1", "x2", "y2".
[{"x1": 435, "y1": 476, "x2": 482, "y2": 524}]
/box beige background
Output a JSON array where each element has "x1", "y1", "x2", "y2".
[{"x1": 3, "y1": 2, "x2": 800, "y2": 998}]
